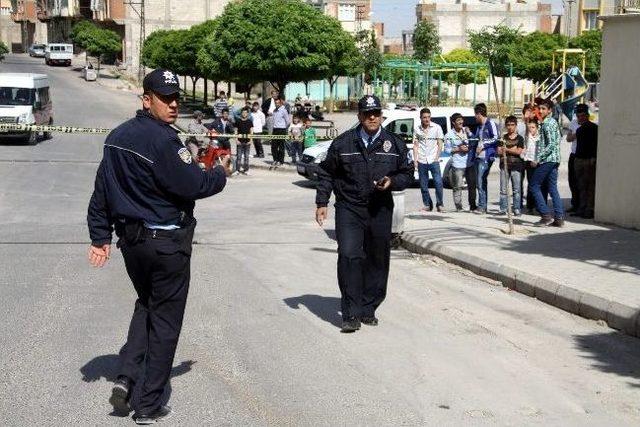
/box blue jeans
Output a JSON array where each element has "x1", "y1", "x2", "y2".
[
  {"x1": 530, "y1": 162, "x2": 564, "y2": 218},
  {"x1": 418, "y1": 162, "x2": 443, "y2": 208},
  {"x1": 499, "y1": 169, "x2": 522, "y2": 213},
  {"x1": 475, "y1": 158, "x2": 493, "y2": 210}
]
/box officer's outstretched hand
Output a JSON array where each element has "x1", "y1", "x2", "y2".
[
  {"x1": 316, "y1": 207, "x2": 328, "y2": 227},
  {"x1": 88, "y1": 244, "x2": 110, "y2": 268},
  {"x1": 375, "y1": 176, "x2": 392, "y2": 191},
  {"x1": 219, "y1": 154, "x2": 233, "y2": 177}
]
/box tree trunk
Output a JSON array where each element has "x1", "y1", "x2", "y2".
[
  {"x1": 203, "y1": 79, "x2": 208, "y2": 107},
  {"x1": 491, "y1": 73, "x2": 501, "y2": 113},
  {"x1": 191, "y1": 77, "x2": 199, "y2": 101},
  {"x1": 214, "y1": 81, "x2": 218, "y2": 100},
  {"x1": 328, "y1": 77, "x2": 337, "y2": 113}
]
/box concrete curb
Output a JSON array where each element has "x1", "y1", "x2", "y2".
[{"x1": 401, "y1": 233, "x2": 640, "y2": 337}]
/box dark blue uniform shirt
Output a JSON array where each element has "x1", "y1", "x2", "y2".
[
  {"x1": 316, "y1": 125, "x2": 414, "y2": 208},
  {"x1": 87, "y1": 110, "x2": 227, "y2": 245}
]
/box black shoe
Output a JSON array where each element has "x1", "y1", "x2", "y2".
[
  {"x1": 535, "y1": 215, "x2": 554, "y2": 226},
  {"x1": 109, "y1": 375, "x2": 132, "y2": 416},
  {"x1": 341, "y1": 317, "x2": 361, "y2": 333},
  {"x1": 134, "y1": 405, "x2": 173, "y2": 425},
  {"x1": 551, "y1": 218, "x2": 565, "y2": 227},
  {"x1": 361, "y1": 316, "x2": 379, "y2": 326}
]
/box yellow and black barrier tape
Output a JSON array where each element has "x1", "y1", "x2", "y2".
[{"x1": 0, "y1": 123, "x2": 333, "y2": 141}]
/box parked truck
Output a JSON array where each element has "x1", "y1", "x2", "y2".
[{"x1": 45, "y1": 44, "x2": 73, "y2": 66}]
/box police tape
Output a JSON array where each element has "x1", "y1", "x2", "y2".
[
  {"x1": 0, "y1": 123, "x2": 327, "y2": 141},
  {"x1": 0, "y1": 123, "x2": 493, "y2": 143}
]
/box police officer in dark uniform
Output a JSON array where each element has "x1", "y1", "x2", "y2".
[
  {"x1": 87, "y1": 69, "x2": 232, "y2": 424},
  {"x1": 315, "y1": 95, "x2": 413, "y2": 333}
]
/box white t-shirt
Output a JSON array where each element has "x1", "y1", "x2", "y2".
[
  {"x1": 414, "y1": 122, "x2": 444, "y2": 164},
  {"x1": 267, "y1": 98, "x2": 276, "y2": 114},
  {"x1": 252, "y1": 110, "x2": 266, "y2": 133},
  {"x1": 288, "y1": 122, "x2": 304, "y2": 139},
  {"x1": 523, "y1": 133, "x2": 539, "y2": 162},
  {"x1": 569, "y1": 119, "x2": 580, "y2": 154}
]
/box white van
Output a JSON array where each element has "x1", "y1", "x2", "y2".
[
  {"x1": 0, "y1": 73, "x2": 53, "y2": 145},
  {"x1": 45, "y1": 43, "x2": 73, "y2": 66},
  {"x1": 297, "y1": 106, "x2": 477, "y2": 187}
]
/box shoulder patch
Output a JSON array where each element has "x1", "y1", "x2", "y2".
[
  {"x1": 383, "y1": 140, "x2": 392, "y2": 152},
  {"x1": 178, "y1": 147, "x2": 192, "y2": 164}
]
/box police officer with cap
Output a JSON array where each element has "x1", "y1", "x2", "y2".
[
  {"x1": 315, "y1": 95, "x2": 413, "y2": 333},
  {"x1": 87, "y1": 68, "x2": 232, "y2": 423}
]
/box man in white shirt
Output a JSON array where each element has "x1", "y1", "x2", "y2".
[
  {"x1": 413, "y1": 108, "x2": 445, "y2": 212},
  {"x1": 251, "y1": 101, "x2": 266, "y2": 158},
  {"x1": 565, "y1": 115, "x2": 581, "y2": 212}
]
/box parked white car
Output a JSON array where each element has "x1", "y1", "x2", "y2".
[
  {"x1": 45, "y1": 43, "x2": 73, "y2": 66},
  {"x1": 297, "y1": 106, "x2": 477, "y2": 188}
]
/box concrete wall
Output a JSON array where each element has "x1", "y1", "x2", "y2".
[
  {"x1": 416, "y1": 1, "x2": 551, "y2": 54},
  {"x1": 595, "y1": 14, "x2": 640, "y2": 229}
]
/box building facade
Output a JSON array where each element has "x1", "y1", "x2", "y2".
[
  {"x1": 562, "y1": 0, "x2": 618, "y2": 37},
  {"x1": 1, "y1": 0, "x2": 23, "y2": 51},
  {"x1": 8, "y1": 0, "x2": 48, "y2": 51},
  {"x1": 416, "y1": 0, "x2": 553, "y2": 54}
]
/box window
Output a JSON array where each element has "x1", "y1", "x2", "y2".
[
  {"x1": 583, "y1": 11, "x2": 598, "y2": 30},
  {"x1": 37, "y1": 87, "x2": 50, "y2": 105},
  {"x1": 0, "y1": 88, "x2": 36, "y2": 106},
  {"x1": 385, "y1": 118, "x2": 414, "y2": 141},
  {"x1": 337, "y1": 3, "x2": 356, "y2": 22}
]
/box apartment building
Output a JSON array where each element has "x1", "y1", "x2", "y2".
[{"x1": 416, "y1": 0, "x2": 553, "y2": 53}]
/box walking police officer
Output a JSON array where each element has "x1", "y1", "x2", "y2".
[
  {"x1": 315, "y1": 95, "x2": 413, "y2": 333},
  {"x1": 87, "y1": 69, "x2": 232, "y2": 424}
]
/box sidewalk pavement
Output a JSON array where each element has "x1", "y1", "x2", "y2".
[{"x1": 400, "y1": 208, "x2": 640, "y2": 337}]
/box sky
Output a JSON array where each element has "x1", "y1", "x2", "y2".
[{"x1": 371, "y1": 0, "x2": 564, "y2": 38}]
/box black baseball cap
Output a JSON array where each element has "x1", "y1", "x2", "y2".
[
  {"x1": 358, "y1": 95, "x2": 382, "y2": 112},
  {"x1": 143, "y1": 68, "x2": 180, "y2": 96}
]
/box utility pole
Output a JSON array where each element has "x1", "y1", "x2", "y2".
[{"x1": 124, "y1": 0, "x2": 146, "y2": 82}]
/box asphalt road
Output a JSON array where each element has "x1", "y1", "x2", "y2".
[{"x1": 1, "y1": 55, "x2": 639, "y2": 426}]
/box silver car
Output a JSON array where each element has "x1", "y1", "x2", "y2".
[{"x1": 28, "y1": 44, "x2": 46, "y2": 58}]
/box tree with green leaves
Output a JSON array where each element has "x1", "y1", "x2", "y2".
[
  {"x1": 354, "y1": 30, "x2": 383, "y2": 84},
  {"x1": 70, "y1": 20, "x2": 121, "y2": 72},
  {"x1": 413, "y1": 20, "x2": 441, "y2": 61},
  {"x1": 468, "y1": 24, "x2": 522, "y2": 103},
  {"x1": 509, "y1": 32, "x2": 568, "y2": 83},
  {"x1": 324, "y1": 33, "x2": 362, "y2": 111},
  {"x1": 569, "y1": 29, "x2": 601, "y2": 82},
  {"x1": 141, "y1": 29, "x2": 171, "y2": 69},
  {"x1": 0, "y1": 41, "x2": 8, "y2": 62},
  {"x1": 197, "y1": 0, "x2": 353, "y2": 93},
  {"x1": 435, "y1": 48, "x2": 488, "y2": 101}
]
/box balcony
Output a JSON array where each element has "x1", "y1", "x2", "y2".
[{"x1": 10, "y1": 0, "x2": 36, "y2": 22}]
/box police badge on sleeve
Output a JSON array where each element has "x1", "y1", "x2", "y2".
[{"x1": 178, "y1": 147, "x2": 192, "y2": 164}]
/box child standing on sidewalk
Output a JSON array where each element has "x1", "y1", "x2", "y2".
[
  {"x1": 497, "y1": 116, "x2": 525, "y2": 216},
  {"x1": 288, "y1": 115, "x2": 304, "y2": 164},
  {"x1": 302, "y1": 117, "x2": 317, "y2": 150},
  {"x1": 235, "y1": 107, "x2": 253, "y2": 174}
]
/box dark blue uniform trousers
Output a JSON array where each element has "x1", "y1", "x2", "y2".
[
  {"x1": 118, "y1": 228, "x2": 193, "y2": 414},
  {"x1": 335, "y1": 203, "x2": 392, "y2": 320}
]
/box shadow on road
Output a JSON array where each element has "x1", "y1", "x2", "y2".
[
  {"x1": 574, "y1": 331, "x2": 640, "y2": 388},
  {"x1": 80, "y1": 354, "x2": 196, "y2": 416},
  {"x1": 283, "y1": 294, "x2": 342, "y2": 328}
]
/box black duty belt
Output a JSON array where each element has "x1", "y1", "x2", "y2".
[{"x1": 141, "y1": 227, "x2": 180, "y2": 239}]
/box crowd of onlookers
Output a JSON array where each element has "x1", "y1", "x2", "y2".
[
  {"x1": 414, "y1": 99, "x2": 598, "y2": 227},
  {"x1": 188, "y1": 90, "x2": 599, "y2": 226},
  {"x1": 186, "y1": 89, "x2": 321, "y2": 174}
]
